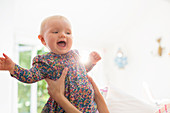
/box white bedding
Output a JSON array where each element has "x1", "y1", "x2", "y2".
[{"x1": 105, "y1": 86, "x2": 157, "y2": 113}]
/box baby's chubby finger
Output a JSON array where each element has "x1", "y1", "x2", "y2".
[
  {"x1": 0, "y1": 57, "x2": 5, "y2": 62},
  {"x1": 94, "y1": 55, "x2": 101, "y2": 61},
  {"x1": 90, "y1": 51, "x2": 96, "y2": 57},
  {"x1": 92, "y1": 52, "x2": 101, "y2": 58},
  {"x1": 97, "y1": 56, "x2": 101, "y2": 60},
  {"x1": 3, "y1": 53, "x2": 9, "y2": 59}
]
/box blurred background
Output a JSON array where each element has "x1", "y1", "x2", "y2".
[{"x1": 0, "y1": 0, "x2": 170, "y2": 112}]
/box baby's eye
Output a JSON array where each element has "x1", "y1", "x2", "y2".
[
  {"x1": 66, "y1": 32, "x2": 71, "y2": 35},
  {"x1": 53, "y1": 31, "x2": 58, "y2": 34}
]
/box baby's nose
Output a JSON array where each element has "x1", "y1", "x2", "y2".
[{"x1": 60, "y1": 32, "x2": 66, "y2": 38}]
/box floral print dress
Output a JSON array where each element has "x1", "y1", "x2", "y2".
[{"x1": 11, "y1": 50, "x2": 97, "y2": 113}]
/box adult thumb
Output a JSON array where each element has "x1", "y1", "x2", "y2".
[
  {"x1": 60, "y1": 67, "x2": 68, "y2": 80},
  {"x1": 45, "y1": 78, "x2": 51, "y2": 86}
]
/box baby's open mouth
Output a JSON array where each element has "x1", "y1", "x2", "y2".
[{"x1": 57, "y1": 41, "x2": 66, "y2": 47}]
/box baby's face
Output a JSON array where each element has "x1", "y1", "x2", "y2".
[{"x1": 42, "y1": 17, "x2": 73, "y2": 54}]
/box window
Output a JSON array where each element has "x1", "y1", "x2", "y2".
[{"x1": 18, "y1": 44, "x2": 49, "y2": 113}]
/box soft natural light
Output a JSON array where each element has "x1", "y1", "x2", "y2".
[
  {"x1": 1, "y1": 0, "x2": 170, "y2": 112},
  {"x1": 79, "y1": 50, "x2": 90, "y2": 64}
]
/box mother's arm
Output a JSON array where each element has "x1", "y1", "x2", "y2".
[{"x1": 87, "y1": 75, "x2": 110, "y2": 113}]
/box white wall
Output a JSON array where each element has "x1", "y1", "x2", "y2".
[
  {"x1": 101, "y1": 0, "x2": 170, "y2": 101},
  {"x1": 1, "y1": 0, "x2": 170, "y2": 112},
  {"x1": 0, "y1": 0, "x2": 18, "y2": 112}
]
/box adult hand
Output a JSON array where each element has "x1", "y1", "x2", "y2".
[
  {"x1": 45, "y1": 67, "x2": 81, "y2": 113},
  {"x1": 45, "y1": 67, "x2": 68, "y2": 102}
]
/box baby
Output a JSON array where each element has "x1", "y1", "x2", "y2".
[{"x1": 0, "y1": 15, "x2": 101, "y2": 112}]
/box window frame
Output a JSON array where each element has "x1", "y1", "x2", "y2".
[{"x1": 13, "y1": 35, "x2": 42, "y2": 113}]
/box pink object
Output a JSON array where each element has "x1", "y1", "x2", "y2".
[
  {"x1": 159, "y1": 109, "x2": 161, "y2": 113},
  {"x1": 165, "y1": 104, "x2": 168, "y2": 113}
]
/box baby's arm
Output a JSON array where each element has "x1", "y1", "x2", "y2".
[
  {"x1": 85, "y1": 51, "x2": 101, "y2": 72},
  {"x1": 11, "y1": 63, "x2": 48, "y2": 83},
  {"x1": 0, "y1": 53, "x2": 51, "y2": 83}
]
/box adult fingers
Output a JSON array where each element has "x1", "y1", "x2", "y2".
[
  {"x1": 87, "y1": 75, "x2": 98, "y2": 90},
  {"x1": 87, "y1": 75, "x2": 92, "y2": 81},
  {"x1": 45, "y1": 78, "x2": 53, "y2": 86},
  {"x1": 47, "y1": 87, "x2": 52, "y2": 96},
  {"x1": 60, "y1": 67, "x2": 68, "y2": 80},
  {"x1": 87, "y1": 75, "x2": 95, "y2": 86},
  {"x1": 45, "y1": 67, "x2": 68, "y2": 85}
]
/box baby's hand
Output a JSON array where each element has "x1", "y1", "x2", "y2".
[
  {"x1": 89, "y1": 51, "x2": 101, "y2": 65},
  {"x1": 0, "y1": 53, "x2": 15, "y2": 74}
]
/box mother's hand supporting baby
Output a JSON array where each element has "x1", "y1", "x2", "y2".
[
  {"x1": 45, "y1": 67, "x2": 81, "y2": 113},
  {"x1": 45, "y1": 67, "x2": 110, "y2": 113},
  {"x1": 45, "y1": 67, "x2": 68, "y2": 102}
]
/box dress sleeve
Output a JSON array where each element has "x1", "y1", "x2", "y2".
[{"x1": 11, "y1": 55, "x2": 57, "y2": 83}]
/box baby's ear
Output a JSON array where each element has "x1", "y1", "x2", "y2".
[{"x1": 38, "y1": 35, "x2": 46, "y2": 46}]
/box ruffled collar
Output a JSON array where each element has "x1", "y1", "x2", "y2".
[{"x1": 47, "y1": 50, "x2": 74, "y2": 59}]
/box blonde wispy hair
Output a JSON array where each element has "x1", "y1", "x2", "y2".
[{"x1": 40, "y1": 15, "x2": 70, "y2": 35}]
